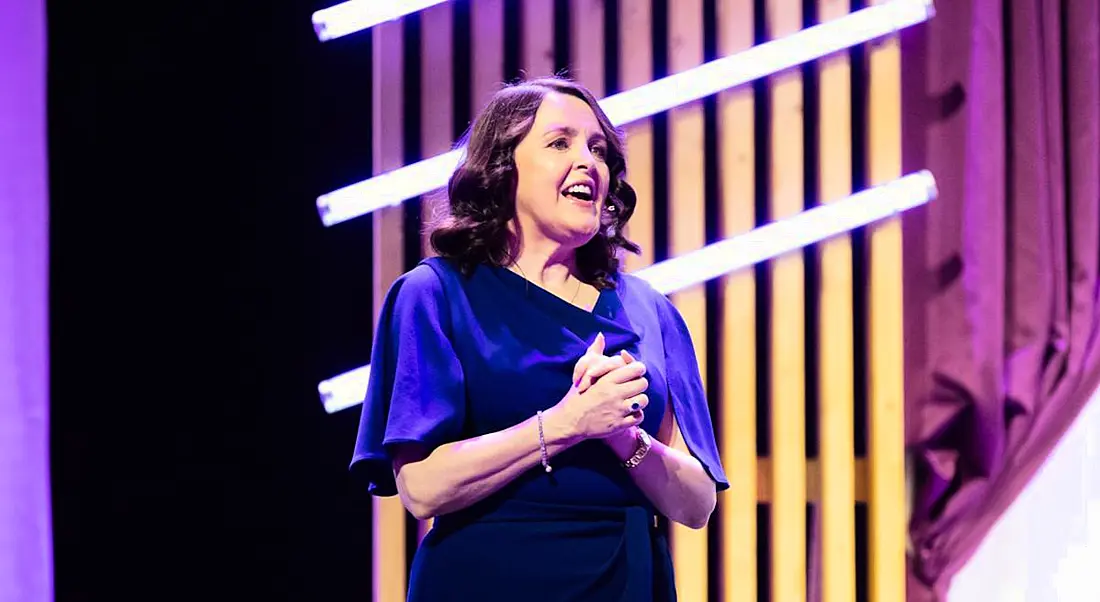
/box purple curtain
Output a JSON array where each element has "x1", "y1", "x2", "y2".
[
  {"x1": 0, "y1": 0, "x2": 53, "y2": 600},
  {"x1": 903, "y1": 0, "x2": 1100, "y2": 599}
]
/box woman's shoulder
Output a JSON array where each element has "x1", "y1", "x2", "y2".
[
  {"x1": 396, "y1": 256, "x2": 462, "y2": 286},
  {"x1": 616, "y1": 270, "x2": 691, "y2": 333},
  {"x1": 385, "y1": 260, "x2": 450, "y2": 304},
  {"x1": 616, "y1": 270, "x2": 671, "y2": 310},
  {"x1": 384, "y1": 257, "x2": 474, "y2": 311}
]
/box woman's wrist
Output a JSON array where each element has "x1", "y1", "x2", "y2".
[
  {"x1": 604, "y1": 426, "x2": 640, "y2": 461},
  {"x1": 539, "y1": 405, "x2": 583, "y2": 446}
]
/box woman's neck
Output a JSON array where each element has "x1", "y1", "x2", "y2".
[
  {"x1": 509, "y1": 250, "x2": 576, "y2": 288},
  {"x1": 506, "y1": 232, "x2": 582, "y2": 291}
]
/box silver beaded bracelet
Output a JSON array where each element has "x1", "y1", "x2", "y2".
[{"x1": 536, "y1": 410, "x2": 552, "y2": 473}]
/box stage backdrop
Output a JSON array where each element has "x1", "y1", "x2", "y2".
[{"x1": 0, "y1": 0, "x2": 53, "y2": 601}]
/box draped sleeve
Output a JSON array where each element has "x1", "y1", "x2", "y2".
[
  {"x1": 349, "y1": 264, "x2": 466, "y2": 496},
  {"x1": 655, "y1": 294, "x2": 730, "y2": 492}
]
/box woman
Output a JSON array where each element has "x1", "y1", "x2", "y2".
[{"x1": 351, "y1": 76, "x2": 728, "y2": 601}]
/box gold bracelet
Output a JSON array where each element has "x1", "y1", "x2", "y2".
[{"x1": 623, "y1": 429, "x2": 652, "y2": 470}]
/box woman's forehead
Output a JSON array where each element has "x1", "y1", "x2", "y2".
[{"x1": 532, "y1": 92, "x2": 602, "y2": 132}]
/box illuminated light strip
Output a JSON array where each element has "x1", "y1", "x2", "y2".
[
  {"x1": 312, "y1": 0, "x2": 451, "y2": 42},
  {"x1": 315, "y1": 0, "x2": 934, "y2": 227},
  {"x1": 318, "y1": 170, "x2": 938, "y2": 414}
]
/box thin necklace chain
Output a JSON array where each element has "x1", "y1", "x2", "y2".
[{"x1": 512, "y1": 262, "x2": 583, "y2": 305}]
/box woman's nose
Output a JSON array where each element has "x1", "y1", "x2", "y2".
[{"x1": 572, "y1": 145, "x2": 596, "y2": 167}]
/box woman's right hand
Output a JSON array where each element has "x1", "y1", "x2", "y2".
[{"x1": 553, "y1": 333, "x2": 650, "y2": 441}]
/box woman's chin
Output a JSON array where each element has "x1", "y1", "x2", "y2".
[
  {"x1": 568, "y1": 221, "x2": 601, "y2": 242},
  {"x1": 549, "y1": 228, "x2": 599, "y2": 250},
  {"x1": 538, "y1": 216, "x2": 601, "y2": 248}
]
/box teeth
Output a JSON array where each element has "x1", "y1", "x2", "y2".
[{"x1": 566, "y1": 184, "x2": 593, "y2": 197}]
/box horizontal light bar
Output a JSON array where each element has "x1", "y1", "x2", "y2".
[
  {"x1": 318, "y1": 170, "x2": 938, "y2": 413},
  {"x1": 634, "y1": 170, "x2": 937, "y2": 294},
  {"x1": 320, "y1": 364, "x2": 373, "y2": 415},
  {"x1": 313, "y1": 0, "x2": 451, "y2": 42},
  {"x1": 316, "y1": 0, "x2": 934, "y2": 227}
]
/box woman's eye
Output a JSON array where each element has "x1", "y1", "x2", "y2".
[
  {"x1": 591, "y1": 145, "x2": 608, "y2": 160},
  {"x1": 550, "y1": 138, "x2": 569, "y2": 150}
]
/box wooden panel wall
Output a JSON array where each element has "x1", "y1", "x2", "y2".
[
  {"x1": 358, "y1": 0, "x2": 909, "y2": 600},
  {"x1": 716, "y1": 0, "x2": 757, "y2": 600},
  {"x1": 764, "y1": 1, "x2": 808, "y2": 600},
  {"x1": 371, "y1": 18, "x2": 407, "y2": 602},
  {"x1": 817, "y1": 1, "x2": 857, "y2": 601},
  {"x1": 866, "y1": 0, "x2": 907, "y2": 598},
  {"x1": 667, "y1": 1, "x2": 709, "y2": 599},
  {"x1": 619, "y1": 0, "x2": 654, "y2": 272}
]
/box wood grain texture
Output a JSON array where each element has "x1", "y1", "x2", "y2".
[
  {"x1": 619, "y1": 0, "x2": 654, "y2": 272},
  {"x1": 471, "y1": 0, "x2": 505, "y2": 112},
  {"x1": 866, "y1": 0, "x2": 906, "y2": 597},
  {"x1": 569, "y1": 0, "x2": 604, "y2": 96},
  {"x1": 521, "y1": 0, "x2": 555, "y2": 79},
  {"x1": 815, "y1": 2, "x2": 857, "y2": 600},
  {"x1": 420, "y1": 2, "x2": 454, "y2": 261},
  {"x1": 755, "y1": 458, "x2": 868, "y2": 503},
  {"x1": 716, "y1": 1, "x2": 757, "y2": 600},
  {"x1": 371, "y1": 20, "x2": 408, "y2": 602},
  {"x1": 765, "y1": 0, "x2": 807, "y2": 600},
  {"x1": 667, "y1": 1, "x2": 708, "y2": 600}
]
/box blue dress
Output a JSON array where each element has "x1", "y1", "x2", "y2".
[{"x1": 351, "y1": 257, "x2": 729, "y2": 602}]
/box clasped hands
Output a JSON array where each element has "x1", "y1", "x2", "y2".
[{"x1": 552, "y1": 332, "x2": 649, "y2": 449}]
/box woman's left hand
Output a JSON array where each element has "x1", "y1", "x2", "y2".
[
  {"x1": 572, "y1": 336, "x2": 638, "y2": 391},
  {"x1": 573, "y1": 348, "x2": 644, "y2": 443}
]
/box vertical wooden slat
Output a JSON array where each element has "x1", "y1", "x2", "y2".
[
  {"x1": 667, "y1": 2, "x2": 708, "y2": 601},
  {"x1": 866, "y1": 0, "x2": 907, "y2": 597},
  {"x1": 417, "y1": 3, "x2": 453, "y2": 541},
  {"x1": 765, "y1": 0, "x2": 807, "y2": 600},
  {"x1": 619, "y1": 0, "x2": 654, "y2": 272},
  {"x1": 569, "y1": 0, "x2": 604, "y2": 97},
  {"x1": 521, "y1": 0, "x2": 555, "y2": 79},
  {"x1": 420, "y1": 3, "x2": 454, "y2": 262},
  {"x1": 371, "y1": 20, "x2": 407, "y2": 602},
  {"x1": 716, "y1": 1, "x2": 757, "y2": 601},
  {"x1": 471, "y1": 0, "x2": 505, "y2": 112},
  {"x1": 817, "y1": 1, "x2": 856, "y2": 601}
]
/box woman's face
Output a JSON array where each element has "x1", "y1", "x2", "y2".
[{"x1": 511, "y1": 91, "x2": 612, "y2": 250}]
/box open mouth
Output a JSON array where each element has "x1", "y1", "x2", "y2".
[{"x1": 562, "y1": 183, "x2": 595, "y2": 203}]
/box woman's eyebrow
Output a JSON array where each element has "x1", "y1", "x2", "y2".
[
  {"x1": 543, "y1": 125, "x2": 578, "y2": 137},
  {"x1": 544, "y1": 125, "x2": 607, "y2": 143}
]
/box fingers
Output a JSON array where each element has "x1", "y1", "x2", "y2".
[
  {"x1": 581, "y1": 355, "x2": 626, "y2": 388},
  {"x1": 604, "y1": 360, "x2": 647, "y2": 385},
  {"x1": 574, "y1": 340, "x2": 642, "y2": 397},
  {"x1": 572, "y1": 354, "x2": 592, "y2": 387},
  {"x1": 618, "y1": 376, "x2": 649, "y2": 399},
  {"x1": 581, "y1": 358, "x2": 626, "y2": 393},
  {"x1": 625, "y1": 393, "x2": 649, "y2": 413},
  {"x1": 574, "y1": 332, "x2": 607, "y2": 388},
  {"x1": 588, "y1": 332, "x2": 606, "y2": 356}
]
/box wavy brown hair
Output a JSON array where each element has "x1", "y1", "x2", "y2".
[{"x1": 428, "y1": 76, "x2": 640, "y2": 290}]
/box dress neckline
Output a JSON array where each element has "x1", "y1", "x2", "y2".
[{"x1": 493, "y1": 264, "x2": 606, "y2": 316}]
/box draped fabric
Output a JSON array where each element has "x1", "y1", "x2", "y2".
[
  {"x1": 352, "y1": 257, "x2": 726, "y2": 600},
  {"x1": 0, "y1": 0, "x2": 53, "y2": 600},
  {"x1": 904, "y1": 1, "x2": 1100, "y2": 598}
]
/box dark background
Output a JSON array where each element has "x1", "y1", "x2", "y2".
[{"x1": 48, "y1": 1, "x2": 378, "y2": 599}]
